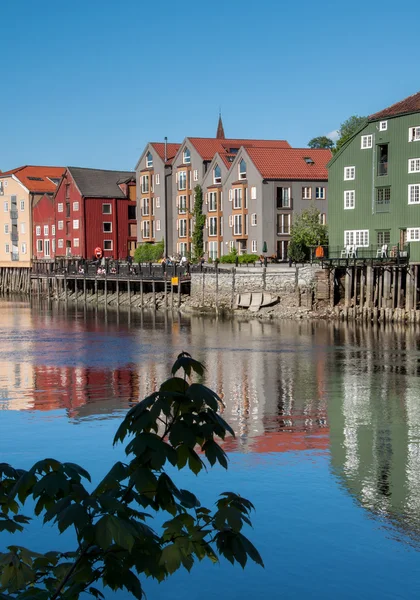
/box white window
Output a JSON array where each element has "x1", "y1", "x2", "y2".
[
  {"x1": 43, "y1": 225, "x2": 48, "y2": 236},
  {"x1": 208, "y1": 192, "x2": 217, "y2": 212},
  {"x1": 344, "y1": 166, "x2": 355, "y2": 180},
  {"x1": 379, "y1": 121, "x2": 387, "y2": 131},
  {"x1": 142, "y1": 198, "x2": 150, "y2": 216},
  {"x1": 361, "y1": 135, "x2": 373, "y2": 149},
  {"x1": 142, "y1": 221, "x2": 150, "y2": 239},
  {"x1": 52, "y1": 225, "x2": 55, "y2": 235},
  {"x1": 21, "y1": 242, "x2": 27, "y2": 255},
  {"x1": 156, "y1": 220, "x2": 161, "y2": 231},
  {"x1": 58, "y1": 203, "x2": 63, "y2": 212},
  {"x1": 155, "y1": 196, "x2": 160, "y2": 208},
  {"x1": 319, "y1": 213, "x2": 326, "y2": 225},
  {"x1": 58, "y1": 238, "x2": 64, "y2": 248},
  {"x1": 229, "y1": 240, "x2": 235, "y2": 251},
  {"x1": 183, "y1": 148, "x2": 191, "y2": 164},
  {"x1": 58, "y1": 220, "x2": 63, "y2": 230},
  {"x1": 146, "y1": 151, "x2": 153, "y2": 168},
  {"x1": 302, "y1": 186, "x2": 312, "y2": 199},
  {"x1": 213, "y1": 164, "x2": 221, "y2": 184},
  {"x1": 179, "y1": 219, "x2": 187, "y2": 237},
  {"x1": 408, "y1": 184, "x2": 420, "y2": 204},
  {"x1": 233, "y1": 214, "x2": 242, "y2": 235},
  {"x1": 35, "y1": 225, "x2": 40, "y2": 236},
  {"x1": 407, "y1": 228, "x2": 420, "y2": 241},
  {"x1": 178, "y1": 195, "x2": 187, "y2": 214},
  {"x1": 344, "y1": 190, "x2": 355, "y2": 209},
  {"x1": 251, "y1": 186, "x2": 257, "y2": 200},
  {"x1": 228, "y1": 215, "x2": 233, "y2": 228},
  {"x1": 178, "y1": 171, "x2": 187, "y2": 191},
  {"x1": 73, "y1": 201, "x2": 79, "y2": 211},
  {"x1": 251, "y1": 213, "x2": 257, "y2": 226},
  {"x1": 408, "y1": 159, "x2": 420, "y2": 173},
  {"x1": 20, "y1": 200, "x2": 25, "y2": 211},
  {"x1": 104, "y1": 240, "x2": 113, "y2": 250},
  {"x1": 316, "y1": 187, "x2": 326, "y2": 199},
  {"x1": 209, "y1": 217, "x2": 218, "y2": 236},
  {"x1": 4, "y1": 202, "x2": 8, "y2": 212},
  {"x1": 73, "y1": 219, "x2": 79, "y2": 229},
  {"x1": 251, "y1": 240, "x2": 257, "y2": 253},
  {"x1": 233, "y1": 188, "x2": 242, "y2": 209},
  {"x1": 277, "y1": 214, "x2": 291, "y2": 234},
  {"x1": 103, "y1": 222, "x2": 112, "y2": 233},
  {"x1": 239, "y1": 159, "x2": 246, "y2": 180},
  {"x1": 409, "y1": 127, "x2": 420, "y2": 142},
  {"x1": 155, "y1": 173, "x2": 160, "y2": 185},
  {"x1": 344, "y1": 230, "x2": 369, "y2": 247},
  {"x1": 193, "y1": 169, "x2": 198, "y2": 181},
  {"x1": 44, "y1": 240, "x2": 50, "y2": 257},
  {"x1": 4, "y1": 224, "x2": 9, "y2": 234},
  {"x1": 5, "y1": 244, "x2": 9, "y2": 254},
  {"x1": 141, "y1": 175, "x2": 149, "y2": 193},
  {"x1": 102, "y1": 203, "x2": 112, "y2": 214},
  {"x1": 73, "y1": 238, "x2": 79, "y2": 247},
  {"x1": 37, "y1": 240, "x2": 43, "y2": 252},
  {"x1": 208, "y1": 241, "x2": 218, "y2": 260}
]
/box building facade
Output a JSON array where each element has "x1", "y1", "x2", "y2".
[
  {"x1": 135, "y1": 142, "x2": 180, "y2": 254},
  {"x1": 202, "y1": 146, "x2": 330, "y2": 259},
  {"x1": 33, "y1": 193, "x2": 57, "y2": 260},
  {"x1": 0, "y1": 166, "x2": 64, "y2": 267},
  {"x1": 52, "y1": 167, "x2": 136, "y2": 259},
  {"x1": 328, "y1": 91, "x2": 420, "y2": 262}
]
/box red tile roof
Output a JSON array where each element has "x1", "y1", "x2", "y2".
[
  {"x1": 188, "y1": 137, "x2": 291, "y2": 161},
  {"x1": 0, "y1": 165, "x2": 65, "y2": 192},
  {"x1": 151, "y1": 142, "x2": 181, "y2": 165},
  {"x1": 245, "y1": 147, "x2": 331, "y2": 180},
  {"x1": 369, "y1": 91, "x2": 420, "y2": 120}
]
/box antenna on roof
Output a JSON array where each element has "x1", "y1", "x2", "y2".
[{"x1": 164, "y1": 137, "x2": 168, "y2": 163}]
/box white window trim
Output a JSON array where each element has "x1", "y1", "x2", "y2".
[
  {"x1": 58, "y1": 239, "x2": 64, "y2": 248},
  {"x1": 73, "y1": 219, "x2": 79, "y2": 230},
  {"x1": 20, "y1": 200, "x2": 25, "y2": 211},
  {"x1": 344, "y1": 166, "x2": 355, "y2": 181},
  {"x1": 155, "y1": 173, "x2": 160, "y2": 185},
  {"x1": 379, "y1": 121, "x2": 387, "y2": 131},
  {"x1": 344, "y1": 190, "x2": 355, "y2": 210},
  {"x1": 5, "y1": 244, "x2": 9, "y2": 254},
  {"x1": 156, "y1": 220, "x2": 161, "y2": 231},
  {"x1": 302, "y1": 187, "x2": 312, "y2": 200},
  {"x1": 43, "y1": 225, "x2": 48, "y2": 236},
  {"x1": 251, "y1": 213, "x2": 257, "y2": 226},
  {"x1": 58, "y1": 220, "x2": 64, "y2": 230},
  {"x1": 103, "y1": 240, "x2": 113, "y2": 250},
  {"x1": 409, "y1": 127, "x2": 420, "y2": 142},
  {"x1": 233, "y1": 214, "x2": 242, "y2": 236},
  {"x1": 4, "y1": 224, "x2": 9, "y2": 234},
  {"x1": 316, "y1": 187, "x2": 326, "y2": 200},
  {"x1": 344, "y1": 230, "x2": 369, "y2": 247},
  {"x1": 73, "y1": 238, "x2": 80, "y2": 248},
  {"x1": 408, "y1": 158, "x2": 420, "y2": 174},
  {"x1": 73, "y1": 201, "x2": 79, "y2": 211},
  {"x1": 52, "y1": 225, "x2": 56, "y2": 235},
  {"x1": 58, "y1": 203, "x2": 63, "y2": 213},
  {"x1": 102, "y1": 203, "x2": 112, "y2": 214},
  {"x1": 408, "y1": 184, "x2": 420, "y2": 204},
  {"x1": 103, "y1": 222, "x2": 113, "y2": 233},
  {"x1": 21, "y1": 243, "x2": 27, "y2": 255},
  {"x1": 251, "y1": 240, "x2": 257, "y2": 253},
  {"x1": 208, "y1": 217, "x2": 218, "y2": 237},
  {"x1": 361, "y1": 135, "x2": 373, "y2": 149},
  {"x1": 407, "y1": 228, "x2": 420, "y2": 242},
  {"x1": 183, "y1": 149, "x2": 191, "y2": 164},
  {"x1": 233, "y1": 188, "x2": 242, "y2": 209}
]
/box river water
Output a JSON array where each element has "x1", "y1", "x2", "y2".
[{"x1": 1, "y1": 299, "x2": 420, "y2": 599}]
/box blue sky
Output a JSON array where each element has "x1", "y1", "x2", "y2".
[{"x1": 2, "y1": 0, "x2": 419, "y2": 172}]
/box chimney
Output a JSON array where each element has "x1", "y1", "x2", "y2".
[{"x1": 164, "y1": 137, "x2": 168, "y2": 163}]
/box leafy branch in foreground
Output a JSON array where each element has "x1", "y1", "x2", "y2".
[{"x1": 0, "y1": 352, "x2": 263, "y2": 599}]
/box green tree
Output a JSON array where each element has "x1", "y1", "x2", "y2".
[
  {"x1": 0, "y1": 353, "x2": 262, "y2": 599},
  {"x1": 288, "y1": 206, "x2": 328, "y2": 263},
  {"x1": 191, "y1": 186, "x2": 205, "y2": 261},
  {"x1": 134, "y1": 240, "x2": 164, "y2": 263},
  {"x1": 307, "y1": 136, "x2": 334, "y2": 150},
  {"x1": 335, "y1": 115, "x2": 367, "y2": 153}
]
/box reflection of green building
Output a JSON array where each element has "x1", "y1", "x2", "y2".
[{"x1": 328, "y1": 324, "x2": 420, "y2": 542}]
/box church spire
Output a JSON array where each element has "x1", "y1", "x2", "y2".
[{"x1": 216, "y1": 111, "x2": 225, "y2": 139}]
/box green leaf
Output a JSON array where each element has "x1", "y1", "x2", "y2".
[
  {"x1": 159, "y1": 544, "x2": 182, "y2": 574},
  {"x1": 202, "y1": 440, "x2": 228, "y2": 469},
  {"x1": 186, "y1": 384, "x2": 221, "y2": 411},
  {"x1": 62, "y1": 462, "x2": 91, "y2": 483},
  {"x1": 237, "y1": 532, "x2": 264, "y2": 567},
  {"x1": 171, "y1": 353, "x2": 205, "y2": 377},
  {"x1": 56, "y1": 503, "x2": 89, "y2": 533}
]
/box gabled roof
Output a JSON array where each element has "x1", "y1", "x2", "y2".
[
  {"x1": 0, "y1": 165, "x2": 65, "y2": 193},
  {"x1": 68, "y1": 167, "x2": 135, "y2": 198},
  {"x1": 150, "y1": 142, "x2": 181, "y2": 165},
  {"x1": 369, "y1": 91, "x2": 420, "y2": 121},
  {"x1": 245, "y1": 147, "x2": 331, "y2": 180},
  {"x1": 187, "y1": 137, "x2": 291, "y2": 162}
]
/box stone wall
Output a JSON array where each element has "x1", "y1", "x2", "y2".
[{"x1": 189, "y1": 266, "x2": 318, "y2": 312}]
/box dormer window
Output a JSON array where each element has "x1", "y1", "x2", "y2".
[
  {"x1": 304, "y1": 157, "x2": 314, "y2": 165},
  {"x1": 146, "y1": 152, "x2": 153, "y2": 168},
  {"x1": 183, "y1": 148, "x2": 191, "y2": 164},
  {"x1": 239, "y1": 159, "x2": 247, "y2": 180},
  {"x1": 213, "y1": 164, "x2": 221, "y2": 184}
]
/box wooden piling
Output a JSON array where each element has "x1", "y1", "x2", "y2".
[
  {"x1": 152, "y1": 281, "x2": 156, "y2": 309},
  {"x1": 344, "y1": 267, "x2": 353, "y2": 307}
]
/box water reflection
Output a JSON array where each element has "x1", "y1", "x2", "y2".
[{"x1": 2, "y1": 300, "x2": 420, "y2": 546}]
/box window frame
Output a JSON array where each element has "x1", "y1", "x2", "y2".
[
  {"x1": 233, "y1": 188, "x2": 242, "y2": 209},
  {"x1": 213, "y1": 165, "x2": 222, "y2": 184},
  {"x1": 408, "y1": 158, "x2": 420, "y2": 173},
  {"x1": 43, "y1": 225, "x2": 48, "y2": 236},
  {"x1": 73, "y1": 219, "x2": 79, "y2": 230},
  {"x1": 344, "y1": 190, "x2": 355, "y2": 210},
  {"x1": 316, "y1": 187, "x2": 326, "y2": 200},
  {"x1": 183, "y1": 148, "x2": 191, "y2": 164},
  {"x1": 251, "y1": 240, "x2": 257, "y2": 253},
  {"x1": 233, "y1": 214, "x2": 242, "y2": 236},
  {"x1": 409, "y1": 127, "x2": 420, "y2": 142},
  {"x1": 344, "y1": 166, "x2": 355, "y2": 180},
  {"x1": 208, "y1": 216, "x2": 218, "y2": 237},
  {"x1": 238, "y1": 159, "x2": 247, "y2": 180},
  {"x1": 408, "y1": 184, "x2": 420, "y2": 205},
  {"x1": 251, "y1": 213, "x2": 257, "y2": 226},
  {"x1": 361, "y1": 135, "x2": 373, "y2": 149},
  {"x1": 208, "y1": 192, "x2": 217, "y2": 212},
  {"x1": 146, "y1": 151, "x2": 153, "y2": 168},
  {"x1": 73, "y1": 201, "x2": 79, "y2": 211},
  {"x1": 37, "y1": 239, "x2": 43, "y2": 252},
  {"x1": 103, "y1": 222, "x2": 112, "y2": 233},
  {"x1": 58, "y1": 203, "x2": 63, "y2": 213},
  {"x1": 379, "y1": 121, "x2": 387, "y2": 131},
  {"x1": 103, "y1": 240, "x2": 113, "y2": 250},
  {"x1": 344, "y1": 230, "x2": 369, "y2": 247},
  {"x1": 302, "y1": 186, "x2": 312, "y2": 200},
  {"x1": 102, "y1": 203, "x2": 112, "y2": 214},
  {"x1": 20, "y1": 200, "x2": 25, "y2": 211},
  {"x1": 58, "y1": 220, "x2": 64, "y2": 230}
]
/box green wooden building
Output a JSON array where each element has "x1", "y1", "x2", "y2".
[{"x1": 328, "y1": 91, "x2": 420, "y2": 262}]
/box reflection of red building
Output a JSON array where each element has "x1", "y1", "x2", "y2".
[{"x1": 221, "y1": 430, "x2": 329, "y2": 454}]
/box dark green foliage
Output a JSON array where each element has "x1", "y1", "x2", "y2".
[
  {"x1": 0, "y1": 352, "x2": 262, "y2": 598},
  {"x1": 334, "y1": 115, "x2": 367, "y2": 153},
  {"x1": 219, "y1": 249, "x2": 257, "y2": 264},
  {"x1": 134, "y1": 240, "x2": 164, "y2": 264},
  {"x1": 307, "y1": 136, "x2": 334, "y2": 150},
  {"x1": 192, "y1": 186, "x2": 205, "y2": 261},
  {"x1": 288, "y1": 205, "x2": 328, "y2": 263}
]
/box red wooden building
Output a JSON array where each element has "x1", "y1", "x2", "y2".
[
  {"x1": 52, "y1": 167, "x2": 136, "y2": 259},
  {"x1": 33, "y1": 193, "x2": 57, "y2": 259}
]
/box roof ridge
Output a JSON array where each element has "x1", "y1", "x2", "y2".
[{"x1": 68, "y1": 166, "x2": 134, "y2": 174}]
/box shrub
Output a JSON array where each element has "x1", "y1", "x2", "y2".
[{"x1": 134, "y1": 240, "x2": 164, "y2": 263}]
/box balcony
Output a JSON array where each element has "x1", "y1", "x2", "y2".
[
  {"x1": 10, "y1": 233, "x2": 19, "y2": 243},
  {"x1": 378, "y1": 162, "x2": 388, "y2": 176},
  {"x1": 11, "y1": 253, "x2": 19, "y2": 262},
  {"x1": 10, "y1": 210, "x2": 18, "y2": 220}
]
